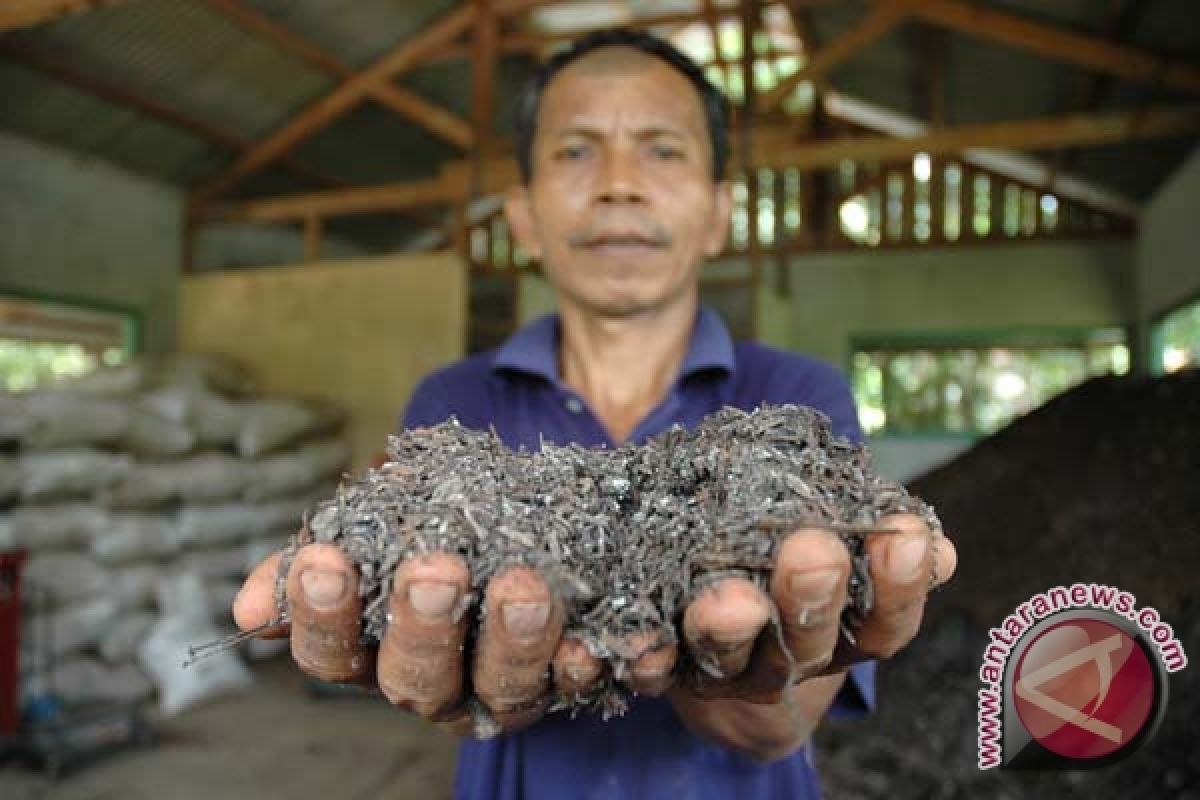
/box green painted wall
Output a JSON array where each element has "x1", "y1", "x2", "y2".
[
  {"x1": 518, "y1": 239, "x2": 1132, "y2": 369},
  {"x1": 0, "y1": 132, "x2": 182, "y2": 353},
  {"x1": 1137, "y1": 145, "x2": 1200, "y2": 319},
  {"x1": 760, "y1": 239, "x2": 1134, "y2": 368}
]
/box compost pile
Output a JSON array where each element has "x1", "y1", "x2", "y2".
[
  {"x1": 814, "y1": 369, "x2": 1200, "y2": 800},
  {"x1": 273, "y1": 404, "x2": 941, "y2": 715}
]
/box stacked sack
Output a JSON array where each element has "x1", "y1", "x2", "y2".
[{"x1": 0, "y1": 355, "x2": 349, "y2": 715}]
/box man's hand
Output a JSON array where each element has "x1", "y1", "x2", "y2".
[
  {"x1": 233, "y1": 545, "x2": 566, "y2": 736},
  {"x1": 662, "y1": 512, "x2": 958, "y2": 760},
  {"x1": 232, "y1": 512, "x2": 956, "y2": 745},
  {"x1": 679, "y1": 513, "x2": 958, "y2": 699}
]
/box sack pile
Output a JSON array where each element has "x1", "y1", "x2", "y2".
[{"x1": 0, "y1": 355, "x2": 349, "y2": 716}]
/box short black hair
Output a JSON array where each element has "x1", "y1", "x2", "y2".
[{"x1": 513, "y1": 28, "x2": 732, "y2": 184}]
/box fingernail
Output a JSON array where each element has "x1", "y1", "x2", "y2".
[
  {"x1": 789, "y1": 570, "x2": 841, "y2": 627},
  {"x1": 300, "y1": 568, "x2": 347, "y2": 611},
  {"x1": 887, "y1": 534, "x2": 928, "y2": 581},
  {"x1": 788, "y1": 569, "x2": 840, "y2": 599},
  {"x1": 502, "y1": 601, "x2": 550, "y2": 638},
  {"x1": 409, "y1": 581, "x2": 458, "y2": 620}
]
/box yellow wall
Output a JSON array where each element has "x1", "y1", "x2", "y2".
[{"x1": 180, "y1": 252, "x2": 466, "y2": 469}]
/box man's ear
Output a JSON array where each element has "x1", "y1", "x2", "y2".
[
  {"x1": 504, "y1": 185, "x2": 543, "y2": 261},
  {"x1": 703, "y1": 180, "x2": 733, "y2": 258}
]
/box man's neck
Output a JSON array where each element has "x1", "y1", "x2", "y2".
[{"x1": 558, "y1": 296, "x2": 697, "y2": 444}]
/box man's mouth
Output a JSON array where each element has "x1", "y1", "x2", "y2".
[{"x1": 573, "y1": 232, "x2": 668, "y2": 254}]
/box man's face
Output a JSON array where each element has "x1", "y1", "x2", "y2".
[{"x1": 505, "y1": 47, "x2": 732, "y2": 319}]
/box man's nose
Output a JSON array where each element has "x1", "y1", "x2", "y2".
[{"x1": 595, "y1": 149, "x2": 645, "y2": 205}]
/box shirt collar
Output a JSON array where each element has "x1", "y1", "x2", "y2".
[{"x1": 491, "y1": 305, "x2": 735, "y2": 385}]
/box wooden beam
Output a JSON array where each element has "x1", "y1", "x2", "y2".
[
  {"x1": 191, "y1": 3, "x2": 479, "y2": 206},
  {"x1": 0, "y1": 0, "x2": 134, "y2": 33},
  {"x1": 197, "y1": 0, "x2": 472, "y2": 149},
  {"x1": 911, "y1": 23, "x2": 946, "y2": 126},
  {"x1": 471, "y1": 0, "x2": 499, "y2": 173},
  {"x1": 910, "y1": 0, "x2": 1200, "y2": 95},
  {"x1": 757, "y1": 106, "x2": 1200, "y2": 171},
  {"x1": 303, "y1": 214, "x2": 322, "y2": 261},
  {"x1": 203, "y1": 176, "x2": 458, "y2": 223},
  {"x1": 199, "y1": 106, "x2": 1198, "y2": 226},
  {"x1": 0, "y1": 39, "x2": 346, "y2": 189},
  {"x1": 1045, "y1": 0, "x2": 1139, "y2": 184},
  {"x1": 191, "y1": 0, "x2": 550, "y2": 203},
  {"x1": 758, "y1": 1, "x2": 911, "y2": 111}
]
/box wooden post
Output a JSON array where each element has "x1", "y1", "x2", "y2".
[
  {"x1": 740, "y1": 0, "x2": 761, "y2": 339},
  {"x1": 303, "y1": 214, "x2": 322, "y2": 261}
]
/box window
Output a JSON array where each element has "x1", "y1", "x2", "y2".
[
  {"x1": 1154, "y1": 296, "x2": 1200, "y2": 374},
  {"x1": 0, "y1": 294, "x2": 138, "y2": 391},
  {"x1": 850, "y1": 330, "x2": 1129, "y2": 436}
]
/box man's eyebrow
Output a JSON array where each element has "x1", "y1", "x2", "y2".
[{"x1": 549, "y1": 124, "x2": 698, "y2": 141}]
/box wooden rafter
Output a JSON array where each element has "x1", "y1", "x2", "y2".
[
  {"x1": 910, "y1": 23, "x2": 946, "y2": 126},
  {"x1": 910, "y1": 0, "x2": 1200, "y2": 95},
  {"x1": 204, "y1": 176, "x2": 457, "y2": 223},
  {"x1": 1045, "y1": 0, "x2": 1141, "y2": 184},
  {"x1": 471, "y1": 0, "x2": 499, "y2": 159},
  {"x1": 197, "y1": 0, "x2": 471, "y2": 149},
  {"x1": 760, "y1": 106, "x2": 1200, "y2": 171},
  {"x1": 190, "y1": 3, "x2": 474, "y2": 205},
  {"x1": 0, "y1": 39, "x2": 345, "y2": 189},
  {"x1": 0, "y1": 0, "x2": 134, "y2": 33},
  {"x1": 198, "y1": 106, "x2": 1199, "y2": 226},
  {"x1": 758, "y1": 0, "x2": 911, "y2": 111},
  {"x1": 191, "y1": 0, "x2": 551, "y2": 207}
]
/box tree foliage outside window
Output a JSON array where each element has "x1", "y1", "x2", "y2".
[
  {"x1": 851, "y1": 331, "x2": 1129, "y2": 436},
  {"x1": 0, "y1": 339, "x2": 128, "y2": 391},
  {"x1": 1156, "y1": 297, "x2": 1200, "y2": 374},
  {"x1": 0, "y1": 295, "x2": 135, "y2": 391}
]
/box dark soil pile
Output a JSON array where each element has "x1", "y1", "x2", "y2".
[
  {"x1": 277, "y1": 404, "x2": 941, "y2": 716},
  {"x1": 815, "y1": 369, "x2": 1200, "y2": 799}
]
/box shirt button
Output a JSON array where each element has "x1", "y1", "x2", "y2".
[{"x1": 564, "y1": 396, "x2": 584, "y2": 414}]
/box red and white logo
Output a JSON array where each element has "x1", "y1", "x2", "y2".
[
  {"x1": 1012, "y1": 618, "x2": 1155, "y2": 761},
  {"x1": 976, "y1": 584, "x2": 1183, "y2": 770}
]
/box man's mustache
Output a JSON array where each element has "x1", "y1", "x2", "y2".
[{"x1": 568, "y1": 220, "x2": 672, "y2": 248}]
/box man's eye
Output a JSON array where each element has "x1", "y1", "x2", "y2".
[
  {"x1": 651, "y1": 144, "x2": 684, "y2": 160},
  {"x1": 555, "y1": 145, "x2": 588, "y2": 161}
]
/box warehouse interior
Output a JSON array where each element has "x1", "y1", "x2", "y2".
[{"x1": 0, "y1": 0, "x2": 1197, "y2": 798}]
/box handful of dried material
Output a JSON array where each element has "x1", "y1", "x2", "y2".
[{"x1": 195, "y1": 405, "x2": 942, "y2": 715}]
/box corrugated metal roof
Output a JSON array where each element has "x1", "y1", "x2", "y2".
[{"x1": 0, "y1": 0, "x2": 1195, "y2": 237}]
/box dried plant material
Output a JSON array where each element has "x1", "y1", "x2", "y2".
[{"x1": 193, "y1": 405, "x2": 942, "y2": 715}]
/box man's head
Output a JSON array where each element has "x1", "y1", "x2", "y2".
[
  {"x1": 504, "y1": 29, "x2": 733, "y2": 320},
  {"x1": 515, "y1": 29, "x2": 732, "y2": 185}
]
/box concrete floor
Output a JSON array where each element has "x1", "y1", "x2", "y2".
[{"x1": 0, "y1": 657, "x2": 460, "y2": 800}]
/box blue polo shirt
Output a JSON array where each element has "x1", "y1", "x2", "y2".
[{"x1": 402, "y1": 307, "x2": 876, "y2": 800}]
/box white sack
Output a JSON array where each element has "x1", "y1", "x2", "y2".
[
  {"x1": 243, "y1": 439, "x2": 349, "y2": 501},
  {"x1": 24, "y1": 596, "x2": 120, "y2": 659},
  {"x1": 98, "y1": 611, "x2": 158, "y2": 663},
  {"x1": 90, "y1": 514, "x2": 182, "y2": 565},
  {"x1": 18, "y1": 450, "x2": 132, "y2": 502},
  {"x1": 24, "y1": 552, "x2": 111, "y2": 606},
  {"x1": 107, "y1": 564, "x2": 161, "y2": 611},
  {"x1": 121, "y1": 409, "x2": 196, "y2": 457},
  {"x1": 176, "y1": 498, "x2": 309, "y2": 548},
  {"x1": 138, "y1": 573, "x2": 253, "y2": 716},
  {"x1": 1, "y1": 505, "x2": 107, "y2": 551},
  {"x1": 41, "y1": 656, "x2": 155, "y2": 707},
  {"x1": 12, "y1": 393, "x2": 131, "y2": 450},
  {"x1": 0, "y1": 455, "x2": 19, "y2": 503}
]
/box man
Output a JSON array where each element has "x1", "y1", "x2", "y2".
[{"x1": 234, "y1": 29, "x2": 957, "y2": 799}]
